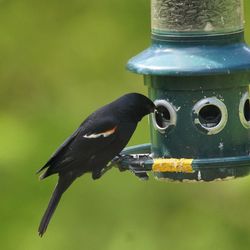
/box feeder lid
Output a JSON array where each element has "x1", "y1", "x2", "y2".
[
  {"x1": 115, "y1": 144, "x2": 250, "y2": 182},
  {"x1": 127, "y1": 34, "x2": 250, "y2": 76}
]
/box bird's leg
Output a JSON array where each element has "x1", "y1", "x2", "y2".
[
  {"x1": 92, "y1": 171, "x2": 102, "y2": 180},
  {"x1": 99, "y1": 164, "x2": 113, "y2": 177},
  {"x1": 107, "y1": 154, "x2": 150, "y2": 179},
  {"x1": 108, "y1": 154, "x2": 127, "y2": 171},
  {"x1": 100, "y1": 154, "x2": 128, "y2": 176},
  {"x1": 115, "y1": 154, "x2": 136, "y2": 172}
]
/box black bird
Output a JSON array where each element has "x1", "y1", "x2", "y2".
[{"x1": 37, "y1": 93, "x2": 155, "y2": 236}]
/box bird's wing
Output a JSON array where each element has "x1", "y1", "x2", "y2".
[
  {"x1": 70, "y1": 115, "x2": 120, "y2": 155},
  {"x1": 81, "y1": 117, "x2": 118, "y2": 139},
  {"x1": 36, "y1": 128, "x2": 81, "y2": 174},
  {"x1": 37, "y1": 115, "x2": 119, "y2": 176}
]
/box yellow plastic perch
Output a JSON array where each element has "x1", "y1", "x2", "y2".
[{"x1": 152, "y1": 158, "x2": 194, "y2": 173}]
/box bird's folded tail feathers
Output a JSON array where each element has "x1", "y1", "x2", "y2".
[
  {"x1": 38, "y1": 176, "x2": 75, "y2": 237},
  {"x1": 39, "y1": 169, "x2": 51, "y2": 180},
  {"x1": 36, "y1": 128, "x2": 80, "y2": 175},
  {"x1": 36, "y1": 162, "x2": 49, "y2": 175}
]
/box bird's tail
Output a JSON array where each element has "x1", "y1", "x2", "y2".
[{"x1": 38, "y1": 176, "x2": 75, "y2": 237}]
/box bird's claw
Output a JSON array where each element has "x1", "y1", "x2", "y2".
[
  {"x1": 128, "y1": 165, "x2": 149, "y2": 181},
  {"x1": 110, "y1": 154, "x2": 150, "y2": 180},
  {"x1": 109, "y1": 154, "x2": 133, "y2": 170}
]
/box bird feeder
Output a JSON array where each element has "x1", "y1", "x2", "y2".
[{"x1": 116, "y1": 0, "x2": 250, "y2": 182}]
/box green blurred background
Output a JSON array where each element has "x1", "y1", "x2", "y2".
[{"x1": 0, "y1": 1, "x2": 250, "y2": 249}]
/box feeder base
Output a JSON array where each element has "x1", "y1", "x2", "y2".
[
  {"x1": 154, "y1": 168, "x2": 250, "y2": 183},
  {"x1": 116, "y1": 144, "x2": 250, "y2": 182}
]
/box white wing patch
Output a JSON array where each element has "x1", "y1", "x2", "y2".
[{"x1": 83, "y1": 127, "x2": 117, "y2": 139}]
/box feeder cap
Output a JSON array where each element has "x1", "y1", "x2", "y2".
[{"x1": 127, "y1": 36, "x2": 250, "y2": 76}]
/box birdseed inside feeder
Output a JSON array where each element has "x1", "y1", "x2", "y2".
[{"x1": 151, "y1": 0, "x2": 243, "y2": 34}]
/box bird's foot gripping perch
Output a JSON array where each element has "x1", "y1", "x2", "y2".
[{"x1": 110, "y1": 154, "x2": 152, "y2": 180}]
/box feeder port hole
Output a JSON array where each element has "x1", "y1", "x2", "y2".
[
  {"x1": 152, "y1": 100, "x2": 177, "y2": 133},
  {"x1": 198, "y1": 105, "x2": 222, "y2": 128},
  {"x1": 192, "y1": 97, "x2": 228, "y2": 135},
  {"x1": 244, "y1": 99, "x2": 250, "y2": 121},
  {"x1": 239, "y1": 92, "x2": 250, "y2": 128}
]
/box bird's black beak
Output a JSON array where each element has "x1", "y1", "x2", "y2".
[
  {"x1": 153, "y1": 106, "x2": 160, "y2": 114},
  {"x1": 150, "y1": 104, "x2": 157, "y2": 113}
]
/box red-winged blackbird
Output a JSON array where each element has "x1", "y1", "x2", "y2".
[{"x1": 37, "y1": 93, "x2": 155, "y2": 236}]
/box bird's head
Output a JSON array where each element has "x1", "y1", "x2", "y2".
[{"x1": 113, "y1": 93, "x2": 156, "y2": 122}]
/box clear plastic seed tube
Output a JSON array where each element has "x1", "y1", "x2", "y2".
[{"x1": 151, "y1": 0, "x2": 244, "y2": 35}]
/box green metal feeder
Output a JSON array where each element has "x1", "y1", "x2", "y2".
[{"x1": 116, "y1": 0, "x2": 250, "y2": 182}]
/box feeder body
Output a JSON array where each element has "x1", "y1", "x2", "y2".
[
  {"x1": 146, "y1": 73, "x2": 250, "y2": 158},
  {"x1": 127, "y1": 0, "x2": 250, "y2": 181}
]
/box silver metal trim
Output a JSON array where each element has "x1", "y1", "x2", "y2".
[
  {"x1": 192, "y1": 97, "x2": 228, "y2": 135},
  {"x1": 239, "y1": 92, "x2": 250, "y2": 129},
  {"x1": 152, "y1": 99, "x2": 177, "y2": 133}
]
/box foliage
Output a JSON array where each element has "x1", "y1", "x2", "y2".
[{"x1": 0, "y1": 1, "x2": 249, "y2": 249}]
